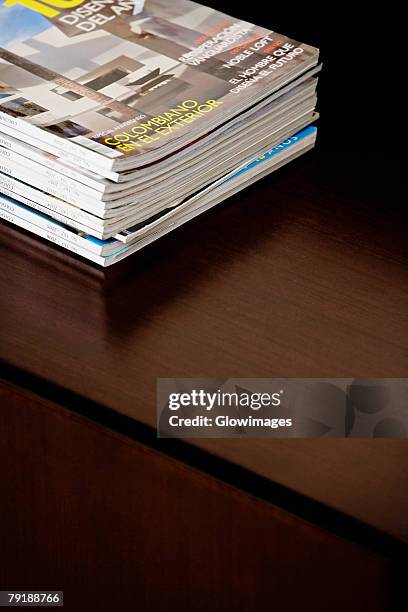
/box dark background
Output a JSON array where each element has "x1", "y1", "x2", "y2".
[{"x1": 204, "y1": 1, "x2": 400, "y2": 180}]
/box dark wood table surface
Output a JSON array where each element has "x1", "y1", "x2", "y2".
[{"x1": 1, "y1": 142, "x2": 407, "y2": 549}]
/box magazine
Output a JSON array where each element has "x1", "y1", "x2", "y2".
[
  {"x1": 0, "y1": 1, "x2": 320, "y2": 265},
  {"x1": 0, "y1": 0, "x2": 319, "y2": 174},
  {"x1": 0, "y1": 76, "x2": 318, "y2": 194},
  {"x1": 0, "y1": 126, "x2": 317, "y2": 264},
  {"x1": 0, "y1": 112, "x2": 317, "y2": 238},
  {"x1": 0, "y1": 98, "x2": 316, "y2": 209}
]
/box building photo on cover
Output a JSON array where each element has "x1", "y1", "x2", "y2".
[{"x1": 0, "y1": 1, "x2": 406, "y2": 611}]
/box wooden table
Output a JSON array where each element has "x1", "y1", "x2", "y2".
[{"x1": 1, "y1": 144, "x2": 407, "y2": 611}]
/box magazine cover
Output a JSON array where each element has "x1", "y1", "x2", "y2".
[{"x1": 0, "y1": 0, "x2": 318, "y2": 164}]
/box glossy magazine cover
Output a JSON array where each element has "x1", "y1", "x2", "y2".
[{"x1": 0, "y1": 0, "x2": 318, "y2": 161}]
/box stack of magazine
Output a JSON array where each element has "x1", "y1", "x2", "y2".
[{"x1": 0, "y1": 0, "x2": 320, "y2": 266}]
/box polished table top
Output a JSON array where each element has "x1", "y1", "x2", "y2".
[{"x1": 1, "y1": 145, "x2": 407, "y2": 547}]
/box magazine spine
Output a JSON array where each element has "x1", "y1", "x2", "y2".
[
  {"x1": 0, "y1": 176, "x2": 105, "y2": 231},
  {"x1": 0, "y1": 197, "x2": 114, "y2": 255},
  {"x1": 0, "y1": 157, "x2": 109, "y2": 208},
  {"x1": 0, "y1": 121, "x2": 121, "y2": 182},
  {"x1": 0, "y1": 134, "x2": 107, "y2": 193},
  {"x1": 0, "y1": 111, "x2": 115, "y2": 174},
  {"x1": 0, "y1": 208, "x2": 107, "y2": 266},
  {"x1": 0, "y1": 133, "x2": 317, "y2": 266},
  {"x1": 0, "y1": 204, "x2": 149, "y2": 266},
  {"x1": 0, "y1": 147, "x2": 106, "y2": 201},
  {"x1": 0, "y1": 177, "x2": 165, "y2": 239}
]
